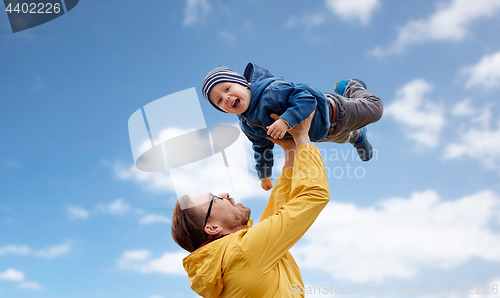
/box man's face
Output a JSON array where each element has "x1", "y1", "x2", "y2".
[
  {"x1": 209, "y1": 82, "x2": 251, "y2": 114},
  {"x1": 196, "y1": 192, "x2": 251, "y2": 230}
]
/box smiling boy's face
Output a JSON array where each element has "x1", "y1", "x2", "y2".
[{"x1": 209, "y1": 82, "x2": 251, "y2": 114}]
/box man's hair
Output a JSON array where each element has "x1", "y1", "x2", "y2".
[{"x1": 171, "y1": 195, "x2": 209, "y2": 253}]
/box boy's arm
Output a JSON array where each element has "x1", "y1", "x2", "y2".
[
  {"x1": 240, "y1": 128, "x2": 274, "y2": 180},
  {"x1": 270, "y1": 82, "x2": 317, "y2": 129}
]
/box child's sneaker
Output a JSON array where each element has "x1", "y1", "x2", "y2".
[
  {"x1": 333, "y1": 79, "x2": 367, "y2": 96},
  {"x1": 353, "y1": 127, "x2": 373, "y2": 161}
]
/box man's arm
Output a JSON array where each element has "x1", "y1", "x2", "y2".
[
  {"x1": 243, "y1": 144, "x2": 329, "y2": 272},
  {"x1": 242, "y1": 111, "x2": 330, "y2": 272},
  {"x1": 258, "y1": 165, "x2": 292, "y2": 223},
  {"x1": 258, "y1": 117, "x2": 300, "y2": 221},
  {"x1": 268, "y1": 134, "x2": 297, "y2": 169}
]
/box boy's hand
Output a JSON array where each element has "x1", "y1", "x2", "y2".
[
  {"x1": 266, "y1": 118, "x2": 289, "y2": 139},
  {"x1": 261, "y1": 179, "x2": 273, "y2": 191},
  {"x1": 270, "y1": 111, "x2": 314, "y2": 145}
]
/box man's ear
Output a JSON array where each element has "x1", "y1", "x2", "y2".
[{"x1": 204, "y1": 224, "x2": 222, "y2": 236}]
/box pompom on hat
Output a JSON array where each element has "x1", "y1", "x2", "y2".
[{"x1": 202, "y1": 65, "x2": 250, "y2": 112}]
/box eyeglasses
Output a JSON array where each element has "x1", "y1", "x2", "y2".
[{"x1": 204, "y1": 194, "x2": 223, "y2": 227}]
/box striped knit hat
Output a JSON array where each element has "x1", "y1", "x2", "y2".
[{"x1": 202, "y1": 65, "x2": 250, "y2": 112}]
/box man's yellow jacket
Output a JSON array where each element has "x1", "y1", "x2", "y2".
[{"x1": 183, "y1": 145, "x2": 330, "y2": 297}]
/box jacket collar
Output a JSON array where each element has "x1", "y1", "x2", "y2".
[
  {"x1": 198, "y1": 234, "x2": 228, "y2": 249},
  {"x1": 197, "y1": 219, "x2": 254, "y2": 249}
]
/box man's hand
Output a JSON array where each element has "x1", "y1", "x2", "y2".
[
  {"x1": 266, "y1": 118, "x2": 289, "y2": 139},
  {"x1": 261, "y1": 179, "x2": 273, "y2": 191},
  {"x1": 267, "y1": 136, "x2": 296, "y2": 151},
  {"x1": 270, "y1": 111, "x2": 314, "y2": 145},
  {"x1": 267, "y1": 136, "x2": 296, "y2": 169}
]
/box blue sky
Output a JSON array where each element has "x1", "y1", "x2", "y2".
[{"x1": 1, "y1": 0, "x2": 500, "y2": 297}]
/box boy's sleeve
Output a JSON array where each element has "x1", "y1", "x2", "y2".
[
  {"x1": 241, "y1": 145, "x2": 330, "y2": 272},
  {"x1": 271, "y1": 82, "x2": 317, "y2": 129},
  {"x1": 241, "y1": 127, "x2": 274, "y2": 180}
]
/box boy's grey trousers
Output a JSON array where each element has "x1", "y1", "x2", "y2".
[{"x1": 321, "y1": 80, "x2": 383, "y2": 144}]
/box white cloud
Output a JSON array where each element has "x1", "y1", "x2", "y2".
[
  {"x1": 292, "y1": 189, "x2": 500, "y2": 282},
  {"x1": 445, "y1": 102, "x2": 499, "y2": 170},
  {"x1": 114, "y1": 162, "x2": 174, "y2": 193},
  {"x1": 444, "y1": 120, "x2": 500, "y2": 171},
  {"x1": 183, "y1": 0, "x2": 211, "y2": 26},
  {"x1": 325, "y1": 0, "x2": 380, "y2": 25},
  {"x1": 285, "y1": 0, "x2": 378, "y2": 37},
  {"x1": 385, "y1": 79, "x2": 445, "y2": 148},
  {"x1": 0, "y1": 269, "x2": 42, "y2": 290},
  {"x1": 218, "y1": 30, "x2": 237, "y2": 44},
  {"x1": 451, "y1": 98, "x2": 475, "y2": 117},
  {"x1": 96, "y1": 198, "x2": 131, "y2": 216},
  {"x1": 462, "y1": 50, "x2": 500, "y2": 89},
  {"x1": 117, "y1": 250, "x2": 187, "y2": 275},
  {"x1": 34, "y1": 243, "x2": 71, "y2": 258},
  {"x1": 0, "y1": 245, "x2": 31, "y2": 256},
  {"x1": 372, "y1": 0, "x2": 500, "y2": 55},
  {"x1": 0, "y1": 268, "x2": 24, "y2": 281},
  {"x1": 139, "y1": 214, "x2": 171, "y2": 225},
  {"x1": 0, "y1": 243, "x2": 70, "y2": 258},
  {"x1": 66, "y1": 205, "x2": 89, "y2": 220},
  {"x1": 284, "y1": 12, "x2": 328, "y2": 42},
  {"x1": 470, "y1": 104, "x2": 493, "y2": 128},
  {"x1": 19, "y1": 281, "x2": 42, "y2": 290}
]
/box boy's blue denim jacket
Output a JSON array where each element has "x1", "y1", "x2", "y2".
[{"x1": 238, "y1": 63, "x2": 330, "y2": 179}]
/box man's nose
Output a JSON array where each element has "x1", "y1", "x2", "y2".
[{"x1": 219, "y1": 193, "x2": 230, "y2": 199}]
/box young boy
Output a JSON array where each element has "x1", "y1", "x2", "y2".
[{"x1": 202, "y1": 63, "x2": 383, "y2": 190}]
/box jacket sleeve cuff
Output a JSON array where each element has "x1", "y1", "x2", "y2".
[
  {"x1": 280, "y1": 110, "x2": 301, "y2": 128},
  {"x1": 281, "y1": 118, "x2": 293, "y2": 130},
  {"x1": 282, "y1": 166, "x2": 293, "y2": 176},
  {"x1": 257, "y1": 167, "x2": 273, "y2": 180}
]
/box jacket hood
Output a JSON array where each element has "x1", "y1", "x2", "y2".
[
  {"x1": 243, "y1": 62, "x2": 278, "y2": 95},
  {"x1": 182, "y1": 220, "x2": 253, "y2": 297},
  {"x1": 183, "y1": 241, "x2": 225, "y2": 297},
  {"x1": 242, "y1": 63, "x2": 282, "y2": 118}
]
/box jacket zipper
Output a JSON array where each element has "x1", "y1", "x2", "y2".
[{"x1": 244, "y1": 118, "x2": 267, "y2": 131}]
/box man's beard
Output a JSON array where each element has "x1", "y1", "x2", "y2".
[{"x1": 225, "y1": 207, "x2": 251, "y2": 228}]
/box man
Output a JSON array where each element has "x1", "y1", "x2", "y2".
[{"x1": 171, "y1": 111, "x2": 330, "y2": 297}]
